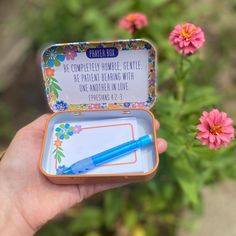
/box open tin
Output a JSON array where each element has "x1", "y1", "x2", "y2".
[{"x1": 39, "y1": 39, "x2": 159, "y2": 184}]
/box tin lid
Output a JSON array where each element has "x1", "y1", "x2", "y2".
[{"x1": 41, "y1": 39, "x2": 157, "y2": 112}]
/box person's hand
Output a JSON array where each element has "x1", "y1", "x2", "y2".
[{"x1": 0, "y1": 114, "x2": 167, "y2": 236}]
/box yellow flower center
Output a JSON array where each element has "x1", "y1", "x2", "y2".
[
  {"x1": 180, "y1": 24, "x2": 197, "y2": 39},
  {"x1": 210, "y1": 124, "x2": 222, "y2": 135},
  {"x1": 127, "y1": 14, "x2": 136, "y2": 22}
]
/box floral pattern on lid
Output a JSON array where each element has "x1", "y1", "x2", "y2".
[{"x1": 41, "y1": 39, "x2": 157, "y2": 111}]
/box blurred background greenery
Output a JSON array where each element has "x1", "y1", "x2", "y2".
[{"x1": 0, "y1": 0, "x2": 236, "y2": 235}]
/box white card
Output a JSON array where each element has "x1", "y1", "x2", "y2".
[{"x1": 50, "y1": 117, "x2": 145, "y2": 174}]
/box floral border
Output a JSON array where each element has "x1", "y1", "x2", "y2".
[
  {"x1": 53, "y1": 123, "x2": 82, "y2": 168},
  {"x1": 41, "y1": 39, "x2": 157, "y2": 111}
]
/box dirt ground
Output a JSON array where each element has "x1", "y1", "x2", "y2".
[{"x1": 178, "y1": 180, "x2": 236, "y2": 236}]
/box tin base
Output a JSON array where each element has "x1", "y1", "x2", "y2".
[{"x1": 39, "y1": 109, "x2": 159, "y2": 184}]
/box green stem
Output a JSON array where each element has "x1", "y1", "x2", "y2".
[
  {"x1": 177, "y1": 80, "x2": 184, "y2": 102},
  {"x1": 176, "y1": 55, "x2": 185, "y2": 102}
]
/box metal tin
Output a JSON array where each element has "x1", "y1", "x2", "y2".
[{"x1": 39, "y1": 39, "x2": 159, "y2": 184}]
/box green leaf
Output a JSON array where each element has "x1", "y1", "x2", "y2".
[
  {"x1": 142, "y1": 0, "x2": 169, "y2": 8},
  {"x1": 177, "y1": 176, "x2": 199, "y2": 206},
  {"x1": 53, "y1": 87, "x2": 59, "y2": 98},
  {"x1": 174, "y1": 158, "x2": 200, "y2": 206},
  {"x1": 52, "y1": 82, "x2": 62, "y2": 91},
  {"x1": 59, "y1": 124, "x2": 65, "y2": 129},
  {"x1": 124, "y1": 210, "x2": 138, "y2": 229},
  {"x1": 54, "y1": 60, "x2": 60, "y2": 67},
  {"x1": 68, "y1": 207, "x2": 103, "y2": 233},
  {"x1": 65, "y1": 0, "x2": 81, "y2": 13},
  {"x1": 104, "y1": 190, "x2": 122, "y2": 229},
  {"x1": 50, "y1": 77, "x2": 58, "y2": 83},
  {"x1": 107, "y1": 1, "x2": 133, "y2": 16},
  {"x1": 57, "y1": 150, "x2": 65, "y2": 157},
  {"x1": 49, "y1": 84, "x2": 53, "y2": 93}
]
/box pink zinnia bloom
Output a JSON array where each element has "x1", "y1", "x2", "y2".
[
  {"x1": 118, "y1": 12, "x2": 148, "y2": 34},
  {"x1": 63, "y1": 45, "x2": 77, "y2": 60},
  {"x1": 169, "y1": 22, "x2": 205, "y2": 55},
  {"x1": 196, "y1": 109, "x2": 234, "y2": 149}
]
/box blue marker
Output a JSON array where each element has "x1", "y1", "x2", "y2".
[{"x1": 57, "y1": 134, "x2": 153, "y2": 175}]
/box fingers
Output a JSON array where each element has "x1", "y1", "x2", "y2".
[
  {"x1": 155, "y1": 119, "x2": 168, "y2": 153},
  {"x1": 15, "y1": 114, "x2": 51, "y2": 140},
  {"x1": 155, "y1": 119, "x2": 160, "y2": 130},
  {"x1": 79, "y1": 183, "x2": 126, "y2": 200},
  {"x1": 25, "y1": 114, "x2": 51, "y2": 131},
  {"x1": 157, "y1": 138, "x2": 167, "y2": 154}
]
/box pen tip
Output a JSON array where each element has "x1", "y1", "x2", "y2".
[{"x1": 148, "y1": 134, "x2": 153, "y2": 142}]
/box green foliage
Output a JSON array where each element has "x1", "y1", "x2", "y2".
[
  {"x1": 53, "y1": 146, "x2": 64, "y2": 164},
  {"x1": 47, "y1": 77, "x2": 62, "y2": 99},
  {"x1": 22, "y1": 0, "x2": 236, "y2": 235},
  {"x1": 0, "y1": 102, "x2": 14, "y2": 145}
]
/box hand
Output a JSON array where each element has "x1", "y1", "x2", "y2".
[{"x1": 0, "y1": 114, "x2": 167, "y2": 236}]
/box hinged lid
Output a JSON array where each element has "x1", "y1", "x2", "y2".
[{"x1": 41, "y1": 39, "x2": 157, "y2": 112}]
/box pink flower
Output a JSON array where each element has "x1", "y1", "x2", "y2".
[
  {"x1": 73, "y1": 125, "x2": 82, "y2": 134},
  {"x1": 63, "y1": 45, "x2": 77, "y2": 60},
  {"x1": 196, "y1": 109, "x2": 234, "y2": 149},
  {"x1": 169, "y1": 22, "x2": 205, "y2": 55},
  {"x1": 118, "y1": 12, "x2": 148, "y2": 34},
  {"x1": 88, "y1": 104, "x2": 101, "y2": 109}
]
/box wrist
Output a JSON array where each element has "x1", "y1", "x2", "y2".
[
  {"x1": 0, "y1": 172, "x2": 35, "y2": 236},
  {"x1": 0, "y1": 204, "x2": 35, "y2": 236}
]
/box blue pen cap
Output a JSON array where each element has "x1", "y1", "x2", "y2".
[{"x1": 138, "y1": 135, "x2": 153, "y2": 147}]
